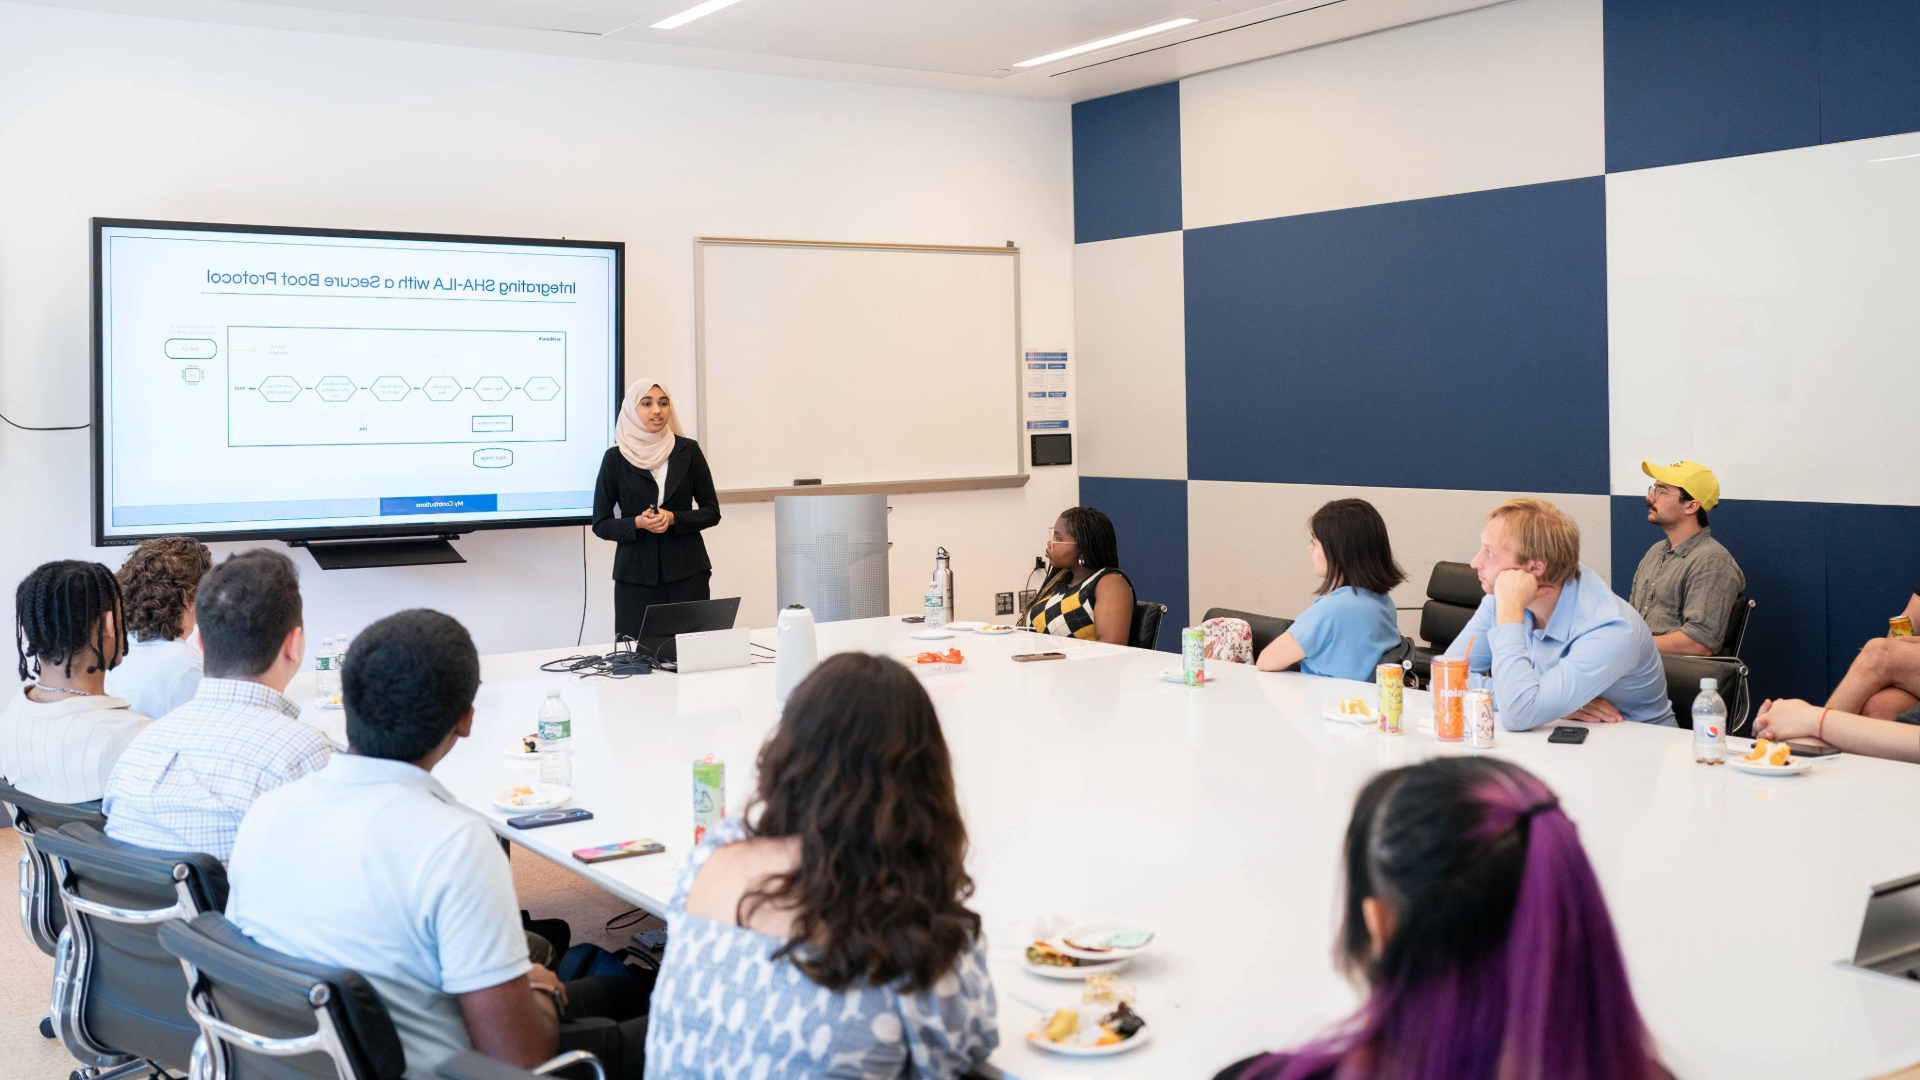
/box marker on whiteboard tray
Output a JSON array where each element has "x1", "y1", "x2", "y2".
[{"x1": 793, "y1": 479, "x2": 822, "y2": 486}]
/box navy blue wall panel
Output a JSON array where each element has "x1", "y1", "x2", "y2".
[
  {"x1": 1821, "y1": 0, "x2": 1920, "y2": 145},
  {"x1": 1820, "y1": 502, "x2": 1920, "y2": 690},
  {"x1": 1610, "y1": 496, "x2": 1828, "y2": 705},
  {"x1": 1077, "y1": 476, "x2": 1188, "y2": 652},
  {"x1": 1184, "y1": 178, "x2": 1608, "y2": 494},
  {"x1": 1071, "y1": 82, "x2": 1182, "y2": 244},
  {"x1": 1604, "y1": 0, "x2": 1820, "y2": 172}
]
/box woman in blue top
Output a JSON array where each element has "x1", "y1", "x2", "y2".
[{"x1": 1256, "y1": 499, "x2": 1406, "y2": 681}]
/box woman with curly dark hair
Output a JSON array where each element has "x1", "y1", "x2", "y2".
[
  {"x1": 646, "y1": 652, "x2": 997, "y2": 1079},
  {"x1": 105, "y1": 536, "x2": 211, "y2": 719}
]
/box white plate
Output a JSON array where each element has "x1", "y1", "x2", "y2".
[
  {"x1": 945, "y1": 621, "x2": 985, "y2": 632},
  {"x1": 909, "y1": 628, "x2": 954, "y2": 641},
  {"x1": 490, "y1": 783, "x2": 571, "y2": 812},
  {"x1": 1057, "y1": 920, "x2": 1159, "y2": 960},
  {"x1": 503, "y1": 737, "x2": 540, "y2": 761},
  {"x1": 975, "y1": 625, "x2": 1020, "y2": 635},
  {"x1": 1322, "y1": 705, "x2": 1375, "y2": 726},
  {"x1": 1025, "y1": 1020, "x2": 1151, "y2": 1057},
  {"x1": 1018, "y1": 952, "x2": 1132, "y2": 981},
  {"x1": 1157, "y1": 669, "x2": 1207, "y2": 685},
  {"x1": 1730, "y1": 757, "x2": 1813, "y2": 776}
]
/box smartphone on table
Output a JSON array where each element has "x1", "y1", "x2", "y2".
[
  {"x1": 1548, "y1": 726, "x2": 1589, "y2": 744},
  {"x1": 572, "y1": 839, "x2": 666, "y2": 864},
  {"x1": 507, "y1": 808, "x2": 593, "y2": 830},
  {"x1": 1012, "y1": 652, "x2": 1066, "y2": 662}
]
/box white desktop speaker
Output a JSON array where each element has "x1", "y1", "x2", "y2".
[{"x1": 774, "y1": 604, "x2": 819, "y2": 703}]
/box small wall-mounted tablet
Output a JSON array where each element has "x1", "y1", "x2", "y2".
[{"x1": 1031, "y1": 433, "x2": 1072, "y2": 467}]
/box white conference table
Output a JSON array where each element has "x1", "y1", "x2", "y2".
[{"x1": 294, "y1": 617, "x2": 1920, "y2": 1080}]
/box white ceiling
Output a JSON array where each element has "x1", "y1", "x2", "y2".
[{"x1": 17, "y1": 0, "x2": 1505, "y2": 101}]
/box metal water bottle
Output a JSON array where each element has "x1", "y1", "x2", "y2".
[{"x1": 934, "y1": 547, "x2": 955, "y2": 622}]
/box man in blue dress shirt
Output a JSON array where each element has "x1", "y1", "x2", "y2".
[{"x1": 1444, "y1": 498, "x2": 1674, "y2": 732}]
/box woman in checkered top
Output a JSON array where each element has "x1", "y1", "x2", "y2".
[{"x1": 1024, "y1": 507, "x2": 1135, "y2": 645}]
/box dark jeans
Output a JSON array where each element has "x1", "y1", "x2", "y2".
[
  {"x1": 613, "y1": 572, "x2": 713, "y2": 641},
  {"x1": 556, "y1": 973, "x2": 652, "y2": 1080}
]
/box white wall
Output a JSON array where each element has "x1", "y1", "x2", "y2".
[{"x1": 0, "y1": 2, "x2": 1077, "y2": 659}]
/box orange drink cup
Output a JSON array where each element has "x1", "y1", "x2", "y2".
[{"x1": 1431, "y1": 657, "x2": 1468, "y2": 741}]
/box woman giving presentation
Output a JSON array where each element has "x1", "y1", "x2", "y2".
[{"x1": 592, "y1": 379, "x2": 721, "y2": 640}]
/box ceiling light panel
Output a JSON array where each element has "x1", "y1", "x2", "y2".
[{"x1": 1013, "y1": 17, "x2": 1198, "y2": 67}]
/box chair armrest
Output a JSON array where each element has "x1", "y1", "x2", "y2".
[{"x1": 964, "y1": 1064, "x2": 1005, "y2": 1080}]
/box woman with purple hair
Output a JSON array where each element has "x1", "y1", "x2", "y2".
[{"x1": 1217, "y1": 757, "x2": 1669, "y2": 1080}]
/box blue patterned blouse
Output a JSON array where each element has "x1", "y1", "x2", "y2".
[{"x1": 644, "y1": 817, "x2": 999, "y2": 1079}]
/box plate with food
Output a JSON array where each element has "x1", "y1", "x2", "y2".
[
  {"x1": 1323, "y1": 697, "x2": 1375, "y2": 725},
  {"x1": 909, "y1": 628, "x2": 954, "y2": 641},
  {"x1": 1730, "y1": 738, "x2": 1812, "y2": 776},
  {"x1": 1026, "y1": 1002, "x2": 1150, "y2": 1057},
  {"x1": 901, "y1": 648, "x2": 967, "y2": 674},
  {"x1": 491, "y1": 783, "x2": 571, "y2": 812},
  {"x1": 945, "y1": 621, "x2": 986, "y2": 633},
  {"x1": 1157, "y1": 668, "x2": 1207, "y2": 685},
  {"x1": 1057, "y1": 920, "x2": 1158, "y2": 961},
  {"x1": 503, "y1": 734, "x2": 542, "y2": 760},
  {"x1": 975, "y1": 624, "x2": 1020, "y2": 635},
  {"x1": 1021, "y1": 941, "x2": 1131, "y2": 980}
]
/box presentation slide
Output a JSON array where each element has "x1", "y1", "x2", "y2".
[{"x1": 94, "y1": 222, "x2": 620, "y2": 542}]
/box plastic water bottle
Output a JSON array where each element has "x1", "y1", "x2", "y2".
[
  {"x1": 314, "y1": 637, "x2": 337, "y2": 710},
  {"x1": 332, "y1": 633, "x2": 352, "y2": 706},
  {"x1": 1692, "y1": 677, "x2": 1727, "y2": 764},
  {"x1": 536, "y1": 690, "x2": 573, "y2": 786},
  {"x1": 923, "y1": 575, "x2": 946, "y2": 629}
]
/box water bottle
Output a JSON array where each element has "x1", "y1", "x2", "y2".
[
  {"x1": 536, "y1": 690, "x2": 573, "y2": 786},
  {"x1": 333, "y1": 633, "x2": 352, "y2": 705},
  {"x1": 923, "y1": 575, "x2": 946, "y2": 629},
  {"x1": 933, "y1": 547, "x2": 955, "y2": 621},
  {"x1": 314, "y1": 636, "x2": 337, "y2": 709},
  {"x1": 1692, "y1": 677, "x2": 1727, "y2": 764}
]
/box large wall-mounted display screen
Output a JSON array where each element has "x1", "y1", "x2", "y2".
[{"x1": 92, "y1": 219, "x2": 622, "y2": 544}]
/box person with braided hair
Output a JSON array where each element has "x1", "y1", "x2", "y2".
[
  {"x1": 2, "y1": 560, "x2": 152, "y2": 803},
  {"x1": 105, "y1": 536, "x2": 212, "y2": 720}
]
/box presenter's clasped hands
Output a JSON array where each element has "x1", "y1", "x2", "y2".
[{"x1": 637, "y1": 508, "x2": 675, "y2": 534}]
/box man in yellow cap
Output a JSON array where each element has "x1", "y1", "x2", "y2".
[{"x1": 1629, "y1": 460, "x2": 1745, "y2": 656}]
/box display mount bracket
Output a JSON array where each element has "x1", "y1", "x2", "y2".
[{"x1": 289, "y1": 534, "x2": 465, "y2": 570}]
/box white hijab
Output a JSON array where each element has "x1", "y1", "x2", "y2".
[{"x1": 615, "y1": 379, "x2": 685, "y2": 471}]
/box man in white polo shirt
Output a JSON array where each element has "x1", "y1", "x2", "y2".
[
  {"x1": 2, "y1": 561, "x2": 150, "y2": 803},
  {"x1": 226, "y1": 609, "x2": 647, "y2": 1080}
]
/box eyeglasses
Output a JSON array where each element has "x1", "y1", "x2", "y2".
[
  {"x1": 1044, "y1": 531, "x2": 1077, "y2": 549},
  {"x1": 1647, "y1": 483, "x2": 1686, "y2": 500}
]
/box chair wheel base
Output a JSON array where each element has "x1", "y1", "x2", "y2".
[{"x1": 40, "y1": 1015, "x2": 55, "y2": 1038}]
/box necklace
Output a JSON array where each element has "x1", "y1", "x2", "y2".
[{"x1": 32, "y1": 683, "x2": 88, "y2": 697}]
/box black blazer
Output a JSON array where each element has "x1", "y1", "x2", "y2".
[{"x1": 591, "y1": 438, "x2": 721, "y2": 586}]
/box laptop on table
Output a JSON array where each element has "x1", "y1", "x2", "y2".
[{"x1": 634, "y1": 597, "x2": 744, "y2": 672}]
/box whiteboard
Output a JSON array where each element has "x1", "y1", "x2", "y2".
[{"x1": 694, "y1": 239, "x2": 1023, "y2": 496}]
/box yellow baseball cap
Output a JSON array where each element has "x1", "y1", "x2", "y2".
[{"x1": 1641, "y1": 460, "x2": 1720, "y2": 511}]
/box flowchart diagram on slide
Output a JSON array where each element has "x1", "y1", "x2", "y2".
[{"x1": 224, "y1": 326, "x2": 566, "y2": 447}]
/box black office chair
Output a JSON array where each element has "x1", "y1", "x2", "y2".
[
  {"x1": 35, "y1": 821, "x2": 227, "y2": 1080},
  {"x1": 1410, "y1": 562, "x2": 1482, "y2": 681},
  {"x1": 159, "y1": 913, "x2": 604, "y2": 1080},
  {"x1": 1660, "y1": 654, "x2": 1750, "y2": 733},
  {"x1": 1129, "y1": 601, "x2": 1168, "y2": 651},
  {"x1": 1200, "y1": 607, "x2": 1293, "y2": 657},
  {"x1": 1722, "y1": 595, "x2": 1755, "y2": 660},
  {"x1": 0, "y1": 780, "x2": 108, "y2": 959}
]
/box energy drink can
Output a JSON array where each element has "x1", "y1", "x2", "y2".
[
  {"x1": 692, "y1": 756, "x2": 725, "y2": 845},
  {"x1": 1431, "y1": 657, "x2": 1468, "y2": 741},
  {"x1": 1464, "y1": 689, "x2": 1497, "y2": 748},
  {"x1": 1182, "y1": 626, "x2": 1205, "y2": 686},
  {"x1": 1376, "y1": 663, "x2": 1403, "y2": 736},
  {"x1": 1892, "y1": 616, "x2": 1914, "y2": 638}
]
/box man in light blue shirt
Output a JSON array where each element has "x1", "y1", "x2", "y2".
[{"x1": 1444, "y1": 498, "x2": 1673, "y2": 732}]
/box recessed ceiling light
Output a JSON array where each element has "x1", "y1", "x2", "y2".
[
  {"x1": 1013, "y1": 18, "x2": 1198, "y2": 68},
  {"x1": 651, "y1": 0, "x2": 749, "y2": 30}
]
